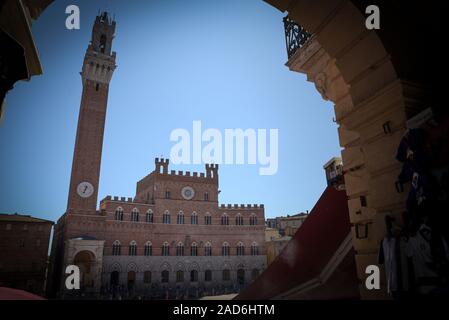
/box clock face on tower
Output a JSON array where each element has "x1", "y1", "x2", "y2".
[
  {"x1": 181, "y1": 186, "x2": 195, "y2": 200},
  {"x1": 77, "y1": 181, "x2": 94, "y2": 198}
]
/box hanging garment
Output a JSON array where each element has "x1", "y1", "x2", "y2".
[
  {"x1": 378, "y1": 237, "x2": 398, "y2": 294},
  {"x1": 406, "y1": 224, "x2": 440, "y2": 294}
]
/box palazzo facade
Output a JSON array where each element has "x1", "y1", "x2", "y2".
[{"x1": 48, "y1": 12, "x2": 266, "y2": 299}]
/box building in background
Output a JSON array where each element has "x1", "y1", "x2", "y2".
[
  {"x1": 265, "y1": 227, "x2": 281, "y2": 242},
  {"x1": 323, "y1": 157, "x2": 344, "y2": 188},
  {"x1": 266, "y1": 212, "x2": 308, "y2": 237},
  {"x1": 0, "y1": 0, "x2": 53, "y2": 122},
  {"x1": 0, "y1": 213, "x2": 53, "y2": 296},
  {"x1": 264, "y1": 233, "x2": 291, "y2": 265},
  {"x1": 264, "y1": 213, "x2": 308, "y2": 265}
]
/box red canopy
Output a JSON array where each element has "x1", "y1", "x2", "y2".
[
  {"x1": 236, "y1": 186, "x2": 359, "y2": 300},
  {"x1": 0, "y1": 287, "x2": 46, "y2": 300}
]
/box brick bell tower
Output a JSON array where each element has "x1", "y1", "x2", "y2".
[{"x1": 66, "y1": 12, "x2": 116, "y2": 214}]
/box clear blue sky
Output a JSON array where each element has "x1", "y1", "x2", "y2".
[{"x1": 0, "y1": 0, "x2": 340, "y2": 221}]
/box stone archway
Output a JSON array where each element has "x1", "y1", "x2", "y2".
[
  {"x1": 73, "y1": 250, "x2": 96, "y2": 289},
  {"x1": 263, "y1": 0, "x2": 440, "y2": 299}
]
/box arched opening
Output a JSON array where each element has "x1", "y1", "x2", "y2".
[
  {"x1": 236, "y1": 242, "x2": 245, "y2": 256},
  {"x1": 163, "y1": 210, "x2": 170, "y2": 224},
  {"x1": 204, "y1": 270, "x2": 212, "y2": 282},
  {"x1": 127, "y1": 271, "x2": 136, "y2": 290},
  {"x1": 204, "y1": 242, "x2": 212, "y2": 256},
  {"x1": 204, "y1": 212, "x2": 212, "y2": 225},
  {"x1": 129, "y1": 240, "x2": 137, "y2": 256},
  {"x1": 131, "y1": 208, "x2": 139, "y2": 222},
  {"x1": 177, "y1": 211, "x2": 184, "y2": 224},
  {"x1": 73, "y1": 250, "x2": 96, "y2": 289},
  {"x1": 222, "y1": 269, "x2": 231, "y2": 281},
  {"x1": 99, "y1": 34, "x2": 107, "y2": 53},
  {"x1": 144, "y1": 271, "x2": 152, "y2": 284},
  {"x1": 114, "y1": 207, "x2": 123, "y2": 221},
  {"x1": 161, "y1": 270, "x2": 169, "y2": 283},
  {"x1": 190, "y1": 242, "x2": 198, "y2": 256},
  {"x1": 110, "y1": 271, "x2": 119, "y2": 287},
  {"x1": 146, "y1": 209, "x2": 153, "y2": 223},
  {"x1": 190, "y1": 270, "x2": 198, "y2": 282},
  {"x1": 237, "y1": 269, "x2": 245, "y2": 286},
  {"x1": 144, "y1": 241, "x2": 152, "y2": 256},
  {"x1": 176, "y1": 270, "x2": 184, "y2": 282}
]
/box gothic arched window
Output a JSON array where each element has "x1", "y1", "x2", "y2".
[
  {"x1": 177, "y1": 211, "x2": 184, "y2": 225},
  {"x1": 236, "y1": 242, "x2": 245, "y2": 256},
  {"x1": 115, "y1": 207, "x2": 123, "y2": 221},
  {"x1": 235, "y1": 214, "x2": 243, "y2": 226},
  {"x1": 204, "y1": 212, "x2": 212, "y2": 225},
  {"x1": 112, "y1": 240, "x2": 121, "y2": 256},
  {"x1": 191, "y1": 212, "x2": 198, "y2": 225},
  {"x1": 163, "y1": 210, "x2": 170, "y2": 224},
  {"x1": 191, "y1": 242, "x2": 198, "y2": 256},
  {"x1": 221, "y1": 214, "x2": 229, "y2": 226},
  {"x1": 129, "y1": 240, "x2": 137, "y2": 256},
  {"x1": 250, "y1": 214, "x2": 258, "y2": 226},
  {"x1": 144, "y1": 241, "x2": 152, "y2": 256},
  {"x1": 251, "y1": 242, "x2": 259, "y2": 256},
  {"x1": 146, "y1": 209, "x2": 153, "y2": 223},
  {"x1": 222, "y1": 242, "x2": 230, "y2": 256},
  {"x1": 204, "y1": 242, "x2": 212, "y2": 256},
  {"x1": 131, "y1": 208, "x2": 139, "y2": 222},
  {"x1": 162, "y1": 242, "x2": 170, "y2": 256},
  {"x1": 176, "y1": 242, "x2": 184, "y2": 256}
]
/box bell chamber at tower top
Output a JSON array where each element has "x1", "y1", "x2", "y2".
[{"x1": 81, "y1": 11, "x2": 117, "y2": 85}]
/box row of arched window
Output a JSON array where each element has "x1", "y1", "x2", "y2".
[
  {"x1": 114, "y1": 208, "x2": 258, "y2": 226},
  {"x1": 111, "y1": 241, "x2": 260, "y2": 257},
  {"x1": 118, "y1": 268, "x2": 259, "y2": 284}
]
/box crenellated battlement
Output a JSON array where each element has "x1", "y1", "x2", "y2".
[
  {"x1": 155, "y1": 157, "x2": 169, "y2": 164},
  {"x1": 166, "y1": 170, "x2": 207, "y2": 178},
  {"x1": 219, "y1": 204, "x2": 264, "y2": 210},
  {"x1": 100, "y1": 195, "x2": 151, "y2": 204},
  {"x1": 152, "y1": 157, "x2": 217, "y2": 181}
]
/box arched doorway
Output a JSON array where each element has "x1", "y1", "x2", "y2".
[
  {"x1": 110, "y1": 271, "x2": 119, "y2": 287},
  {"x1": 161, "y1": 270, "x2": 169, "y2": 283},
  {"x1": 73, "y1": 250, "x2": 96, "y2": 289},
  {"x1": 237, "y1": 269, "x2": 245, "y2": 286},
  {"x1": 127, "y1": 271, "x2": 136, "y2": 291}
]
